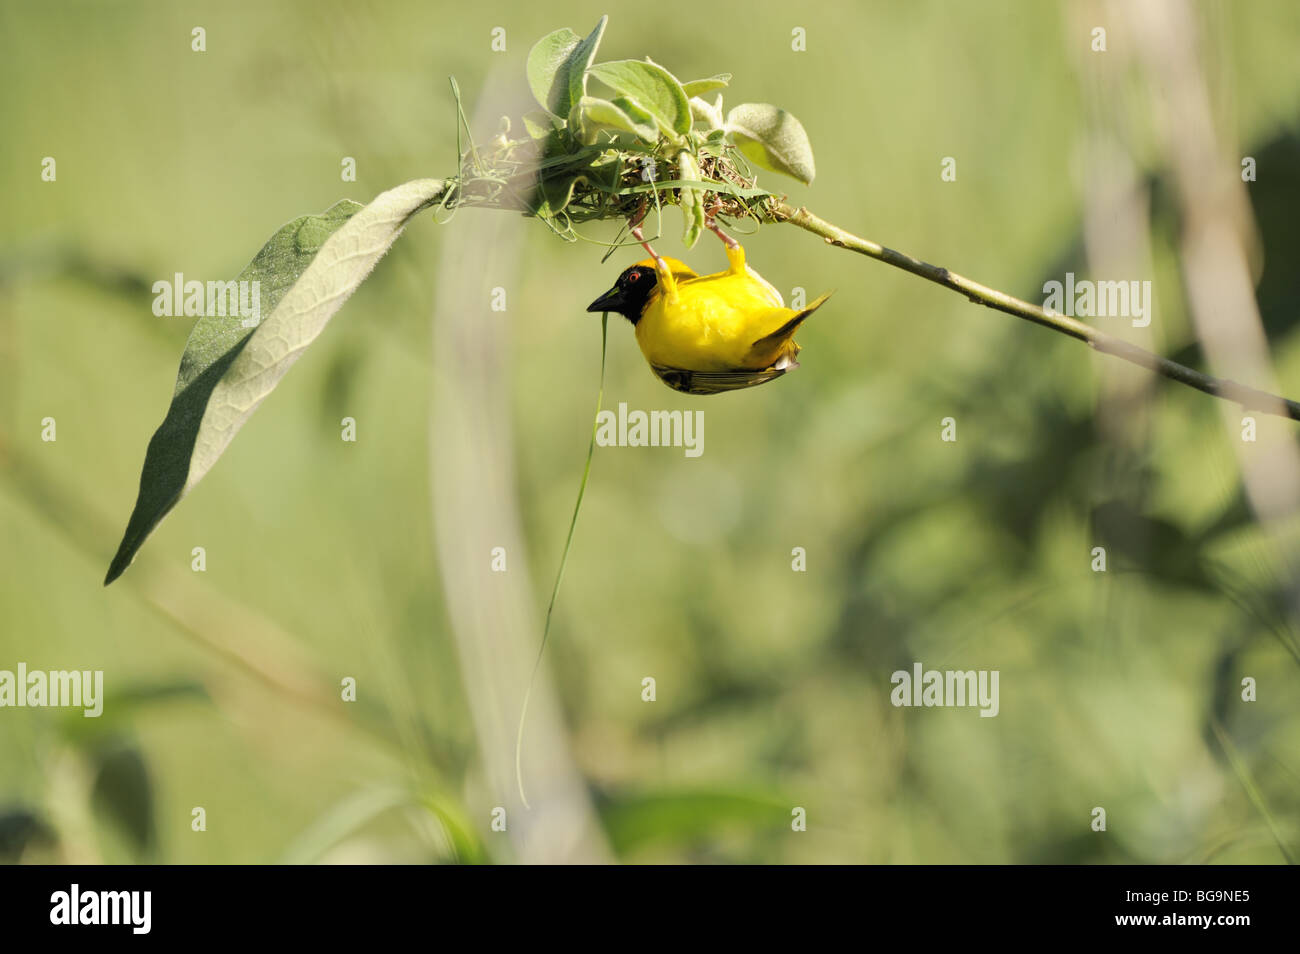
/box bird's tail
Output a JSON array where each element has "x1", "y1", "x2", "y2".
[{"x1": 746, "y1": 291, "x2": 834, "y2": 363}]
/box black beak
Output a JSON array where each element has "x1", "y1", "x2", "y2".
[{"x1": 587, "y1": 286, "x2": 624, "y2": 313}]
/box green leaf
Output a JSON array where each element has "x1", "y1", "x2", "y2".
[
  {"x1": 526, "y1": 16, "x2": 607, "y2": 118},
  {"x1": 690, "y1": 94, "x2": 724, "y2": 130},
  {"x1": 535, "y1": 173, "x2": 578, "y2": 217},
  {"x1": 90, "y1": 740, "x2": 155, "y2": 858},
  {"x1": 588, "y1": 59, "x2": 691, "y2": 137},
  {"x1": 420, "y1": 793, "x2": 489, "y2": 865},
  {"x1": 527, "y1": 31, "x2": 579, "y2": 114},
  {"x1": 599, "y1": 787, "x2": 789, "y2": 856},
  {"x1": 677, "y1": 151, "x2": 705, "y2": 249},
  {"x1": 580, "y1": 95, "x2": 657, "y2": 142},
  {"x1": 57, "y1": 680, "x2": 208, "y2": 744},
  {"x1": 613, "y1": 96, "x2": 660, "y2": 141},
  {"x1": 105, "y1": 179, "x2": 447, "y2": 584},
  {"x1": 522, "y1": 109, "x2": 560, "y2": 140},
  {"x1": 280, "y1": 786, "x2": 487, "y2": 865},
  {"x1": 281, "y1": 787, "x2": 412, "y2": 864},
  {"x1": 682, "y1": 73, "x2": 731, "y2": 97},
  {"x1": 726, "y1": 102, "x2": 817, "y2": 185},
  {"x1": 567, "y1": 99, "x2": 589, "y2": 144},
  {"x1": 0, "y1": 808, "x2": 54, "y2": 863}
]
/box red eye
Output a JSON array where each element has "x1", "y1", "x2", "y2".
[{"x1": 628, "y1": 270, "x2": 640, "y2": 283}]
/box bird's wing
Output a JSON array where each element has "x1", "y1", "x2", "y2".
[
  {"x1": 742, "y1": 265, "x2": 785, "y2": 308},
  {"x1": 650, "y1": 357, "x2": 798, "y2": 395}
]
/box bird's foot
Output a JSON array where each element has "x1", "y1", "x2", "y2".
[
  {"x1": 629, "y1": 223, "x2": 668, "y2": 272},
  {"x1": 703, "y1": 199, "x2": 740, "y2": 251},
  {"x1": 705, "y1": 215, "x2": 739, "y2": 251}
]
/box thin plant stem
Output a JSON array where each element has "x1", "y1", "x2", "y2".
[
  {"x1": 515, "y1": 313, "x2": 609, "y2": 810},
  {"x1": 774, "y1": 203, "x2": 1300, "y2": 422},
  {"x1": 1211, "y1": 719, "x2": 1296, "y2": 864}
]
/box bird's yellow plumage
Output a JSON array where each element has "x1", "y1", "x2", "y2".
[{"x1": 587, "y1": 242, "x2": 832, "y2": 394}]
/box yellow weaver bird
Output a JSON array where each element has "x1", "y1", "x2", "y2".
[{"x1": 587, "y1": 223, "x2": 833, "y2": 395}]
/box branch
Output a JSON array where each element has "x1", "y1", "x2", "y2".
[{"x1": 774, "y1": 203, "x2": 1300, "y2": 422}]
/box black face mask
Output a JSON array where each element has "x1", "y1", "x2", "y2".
[{"x1": 586, "y1": 265, "x2": 658, "y2": 324}]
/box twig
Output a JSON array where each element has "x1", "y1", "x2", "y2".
[{"x1": 774, "y1": 203, "x2": 1300, "y2": 422}]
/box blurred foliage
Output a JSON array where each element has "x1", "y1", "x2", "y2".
[{"x1": 2, "y1": 0, "x2": 1299, "y2": 863}]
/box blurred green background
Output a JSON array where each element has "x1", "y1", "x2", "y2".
[{"x1": 2, "y1": 0, "x2": 1299, "y2": 864}]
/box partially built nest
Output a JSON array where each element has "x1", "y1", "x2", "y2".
[{"x1": 440, "y1": 129, "x2": 782, "y2": 242}]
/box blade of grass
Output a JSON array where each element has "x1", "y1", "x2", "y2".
[
  {"x1": 1211, "y1": 718, "x2": 1295, "y2": 864},
  {"x1": 515, "y1": 313, "x2": 608, "y2": 810}
]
